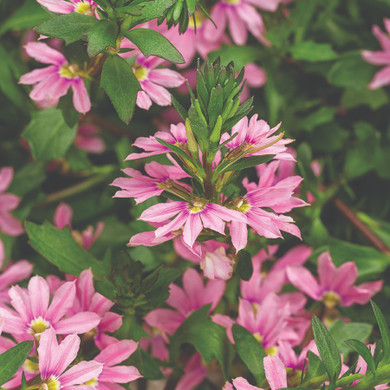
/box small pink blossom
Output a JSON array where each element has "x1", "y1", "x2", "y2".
[
  {"x1": 37, "y1": 328, "x2": 103, "y2": 390},
  {"x1": 0, "y1": 275, "x2": 100, "y2": 339},
  {"x1": 130, "y1": 55, "x2": 185, "y2": 110},
  {"x1": 132, "y1": 200, "x2": 246, "y2": 249},
  {"x1": 286, "y1": 251, "x2": 383, "y2": 308},
  {"x1": 54, "y1": 202, "x2": 104, "y2": 249},
  {"x1": 0, "y1": 167, "x2": 24, "y2": 236},
  {"x1": 19, "y1": 42, "x2": 91, "y2": 114},
  {"x1": 126, "y1": 122, "x2": 187, "y2": 161},
  {"x1": 94, "y1": 339, "x2": 142, "y2": 388},
  {"x1": 145, "y1": 268, "x2": 225, "y2": 335},
  {"x1": 203, "y1": 0, "x2": 282, "y2": 46},
  {"x1": 176, "y1": 353, "x2": 207, "y2": 390},
  {"x1": 36, "y1": 0, "x2": 97, "y2": 15},
  {"x1": 362, "y1": 19, "x2": 390, "y2": 89},
  {"x1": 111, "y1": 161, "x2": 189, "y2": 204},
  {"x1": 75, "y1": 124, "x2": 106, "y2": 153}
]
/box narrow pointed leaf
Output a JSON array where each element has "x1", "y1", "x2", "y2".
[
  {"x1": 345, "y1": 339, "x2": 376, "y2": 374},
  {"x1": 371, "y1": 301, "x2": 390, "y2": 360}
]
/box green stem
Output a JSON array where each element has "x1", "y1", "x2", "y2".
[{"x1": 34, "y1": 166, "x2": 116, "y2": 207}]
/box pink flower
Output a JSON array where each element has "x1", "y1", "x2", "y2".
[
  {"x1": 221, "y1": 115, "x2": 293, "y2": 161},
  {"x1": 224, "y1": 355, "x2": 287, "y2": 390},
  {"x1": 125, "y1": 122, "x2": 187, "y2": 161},
  {"x1": 94, "y1": 339, "x2": 142, "y2": 388},
  {"x1": 131, "y1": 55, "x2": 185, "y2": 110},
  {"x1": 362, "y1": 19, "x2": 390, "y2": 89},
  {"x1": 132, "y1": 200, "x2": 246, "y2": 248},
  {"x1": 54, "y1": 202, "x2": 104, "y2": 249},
  {"x1": 203, "y1": 0, "x2": 282, "y2": 46},
  {"x1": 37, "y1": 328, "x2": 103, "y2": 390},
  {"x1": 0, "y1": 167, "x2": 24, "y2": 236},
  {"x1": 176, "y1": 353, "x2": 207, "y2": 390},
  {"x1": 286, "y1": 251, "x2": 383, "y2": 308},
  {"x1": 145, "y1": 268, "x2": 225, "y2": 335},
  {"x1": 36, "y1": 0, "x2": 96, "y2": 15},
  {"x1": 0, "y1": 275, "x2": 100, "y2": 339},
  {"x1": 68, "y1": 269, "x2": 123, "y2": 349},
  {"x1": 229, "y1": 169, "x2": 307, "y2": 251},
  {"x1": 19, "y1": 42, "x2": 91, "y2": 114},
  {"x1": 111, "y1": 161, "x2": 189, "y2": 204},
  {"x1": 75, "y1": 124, "x2": 105, "y2": 154}
]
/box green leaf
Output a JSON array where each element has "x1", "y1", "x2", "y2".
[
  {"x1": 289, "y1": 41, "x2": 338, "y2": 62},
  {"x1": 171, "y1": 95, "x2": 188, "y2": 120},
  {"x1": 188, "y1": 105, "x2": 209, "y2": 143},
  {"x1": 125, "y1": 29, "x2": 184, "y2": 64},
  {"x1": 170, "y1": 305, "x2": 230, "y2": 376},
  {"x1": 101, "y1": 54, "x2": 141, "y2": 123},
  {"x1": 0, "y1": 341, "x2": 34, "y2": 386},
  {"x1": 87, "y1": 20, "x2": 118, "y2": 57},
  {"x1": 0, "y1": 0, "x2": 50, "y2": 36},
  {"x1": 129, "y1": 0, "x2": 176, "y2": 27},
  {"x1": 8, "y1": 162, "x2": 46, "y2": 197},
  {"x1": 236, "y1": 250, "x2": 253, "y2": 281},
  {"x1": 303, "y1": 351, "x2": 326, "y2": 384},
  {"x1": 25, "y1": 221, "x2": 116, "y2": 299},
  {"x1": 299, "y1": 107, "x2": 337, "y2": 132},
  {"x1": 329, "y1": 320, "x2": 372, "y2": 355},
  {"x1": 371, "y1": 301, "x2": 390, "y2": 361},
  {"x1": 232, "y1": 324, "x2": 266, "y2": 385},
  {"x1": 22, "y1": 107, "x2": 77, "y2": 161},
  {"x1": 208, "y1": 45, "x2": 262, "y2": 70},
  {"x1": 312, "y1": 316, "x2": 342, "y2": 385},
  {"x1": 221, "y1": 155, "x2": 275, "y2": 173},
  {"x1": 36, "y1": 13, "x2": 98, "y2": 44},
  {"x1": 327, "y1": 51, "x2": 377, "y2": 91},
  {"x1": 345, "y1": 340, "x2": 376, "y2": 373},
  {"x1": 341, "y1": 88, "x2": 389, "y2": 110},
  {"x1": 155, "y1": 137, "x2": 192, "y2": 163},
  {"x1": 208, "y1": 85, "x2": 223, "y2": 129}
]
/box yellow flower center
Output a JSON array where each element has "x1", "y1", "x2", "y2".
[
  {"x1": 253, "y1": 330, "x2": 278, "y2": 355},
  {"x1": 29, "y1": 317, "x2": 50, "y2": 336},
  {"x1": 321, "y1": 291, "x2": 341, "y2": 309},
  {"x1": 233, "y1": 198, "x2": 251, "y2": 213},
  {"x1": 189, "y1": 201, "x2": 205, "y2": 214},
  {"x1": 223, "y1": 0, "x2": 242, "y2": 4},
  {"x1": 24, "y1": 359, "x2": 39, "y2": 374},
  {"x1": 85, "y1": 378, "x2": 98, "y2": 387},
  {"x1": 74, "y1": 1, "x2": 94, "y2": 15},
  {"x1": 40, "y1": 377, "x2": 60, "y2": 390},
  {"x1": 59, "y1": 64, "x2": 80, "y2": 79},
  {"x1": 132, "y1": 65, "x2": 149, "y2": 81},
  {"x1": 188, "y1": 11, "x2": 206, "y2": 29}
]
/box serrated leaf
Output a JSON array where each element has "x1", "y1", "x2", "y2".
[
  {"x1": 22, "y1": 107, "x2": 77, "y2": 161},
  {"x1": 232, "y1": 324, "x2": 266, "y2": 385},
  {"x1": 125, "y1": 28, "x2": 184, "y2": 64},
  {"x1": 371, "y1": 301, "x2": 390, "y2": 361},
  {"x1": 129, "y1": 0, "x2": 176, "y2": 27},
  {"x1": 87, "y1": 20, "x2": 118, "y2": 57},
  {"x1": 36, "y1": 13, "x2": 98, "y2": 45},
  {"x1": 345, "y1": 340, "x2": 376, "y2": 373},
  {"x1": 312, "y1": 316, "x2": 342, "y2": 385},
  {"x1": 101, "y1": 54, "x2": 141, "y2": 123},
  {"x1": 0, "y1": 341, "x2": 33, "y2": 386}
]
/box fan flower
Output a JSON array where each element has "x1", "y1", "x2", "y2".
[
  {"x1": 203, "y1": 0, "x2": 282, "y2": 46},
  {"x1": 111, "y1": 161, "x2": 189, "y2": 204},
  {"x1": 93, "y1": 339, "x2": 142, "y2": 388},
  {"x1": 54, "y1": 202, "x2": 104, "y2": 249},
  {"x1": 125, "y1": 122, "x2": 187, "y2": 161},
  {"x1": 362, "y1": 19, "x2": 390, "y2": 89},
  {"x1": 131, "y1": 55, "x2": 185, "y2": 110},
  {"x1": 286, "y1": 251, "x2": 383, "y2": 308},
  {"x1": 132, "y1": 200, "x2": 246, "y2": 248},
  {"x1": 36, "y1": 0, "x2": 97, "y2": 15},
  {"x1": 0, "y1": 275, "x2": 100, "y2": 339},
  {"x1": 0, "y1": 167, "x2": 24, "y2": 236},
  {"x1": 220, "y1": 115, "x2": 294, "y2": 161},
  {"x1": 37, "y1": 328, "x2": 103, "y2": 390},
  {"x1": 145, "y1": 268, "x2": 225, "y2": 335},
  {"x1": 19, "y1": 42, "x2": 91, "y2": 114}
]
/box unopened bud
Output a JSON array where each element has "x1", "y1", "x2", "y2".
[
  {"x1": 185, "y1": 118, "x2": 199, "y2": 156},
  {"x1": 210, "y1": 115, "x2": 223, "y2": 144}
]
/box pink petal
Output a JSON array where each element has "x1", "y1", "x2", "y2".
[
  {"x1": 71, "y1": 79, "x2": 91, "y2": 114},
  {"x1": 60, "y1": 361, "x2": 103, "y2": 386},
  {"x1": 136, "y1": 90, "x2": 152, "y2": 110},
  {"x1": 183, "y1": 213, "x2": 203, "y2": 248},
  {"x1": 28, "y1": 276, "x2": 50, "y2": 319},
  {"x1": 361, "y1": 50, "x2": 390, "y2": 65},
  {"x1": 36, "y1": 0, "x2": 75, "y2": 13},
  {"x1": 0, "y1": 167, "x2": 13, "y2": 193},
  {"x1": 54, "y1": 332, "x2": 81, "y2": 375},
  {"x1": 38, "y1": 328, "x2": 62, "y2": 378},
  {"x1": 55, "y1": 312, "x2": 100, "y2": 334},
  {"x1": 0, "y1": 240, "x2": 3, "y2": 269},
  {"x1": 232, "y1": 377, "x2": 261, "y2": 390},
  {"x1": 24, "y1": 42, "x2": 66, "y2": 65},
  {"x1": 148, "y1": 69, "x2": 185, "y2": 88},
  {"x1": 46, "y1": 281, "x2": 76, "y2": 323},
  {"x1": 99, "y1": 366, "x2": 142, "y2": 383},
  {"x1": 19, "y1": 66, "x2": 59, "y2": 85},
  {"x1": 368, "y1": 66, "x2": 390, "y2": 89},
  {"x1": 229, "y1": 220, "x2": 248, "y2": 252},
  {"x1": 95, "y1": 340, "x2": 138, "y2": 366},
  {"x1": 263, "y1": 355, "x2": 287, "y2": 390},
  {"x1": 0, "y1": 193, "x2": 20, "y2": 212},
  {"x1": 226, "y1": 7, "x2": 248, "y2": 45},
  {"x1": 0, "y1": 213, "x2": 24, "y2": 236},
  {"x1": 144, "y1": 308, "x2": 184, "y2": 335},
  {"x1": 141, "y1": 80, "x2": 171, "y2": 106},
  {"x1": 139, "y1": 202, "x2": 185, "y2": 223},
  {"x1": 286, "y1": 266, "x2": 320, "y2": 300}
]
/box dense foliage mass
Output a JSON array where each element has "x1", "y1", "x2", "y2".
[{"x1": 1, "y1": 0, "x2": 390, "y2": 389}]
